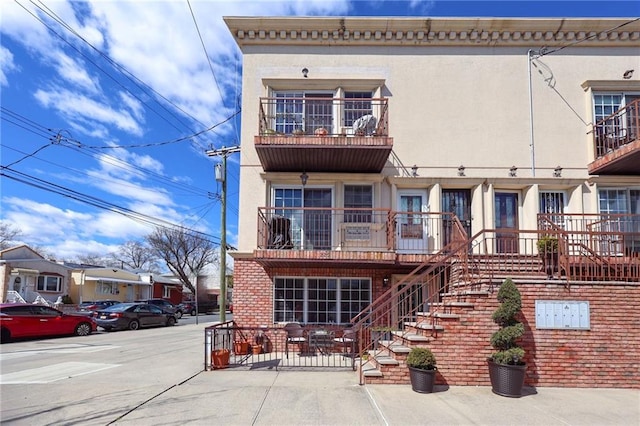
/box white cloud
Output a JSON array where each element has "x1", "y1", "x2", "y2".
[
  {"x1": 34, "y1": 87, "x2": 144, "y2": 136},
  {"x1": 53, "y1": 51, "x2": 100, "y2": 93},
  {"x1": 0, "y1": 46, "x2": 18, "y2": 86}
]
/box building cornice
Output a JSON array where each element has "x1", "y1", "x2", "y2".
[{"x1": 224, "y1": 17, "x2": 640, "y2": 49}]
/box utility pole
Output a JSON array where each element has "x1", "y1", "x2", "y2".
[{"x1": 206, "y1": 145, "x2": 240, "y2": 323}]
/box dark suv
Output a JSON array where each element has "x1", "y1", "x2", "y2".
[
  {"x1": 177, "y1": 300, "x2": 218, "y2": 315},
  {"x1": 136, "y1": 299, "x2": 181, "y2": 319}
]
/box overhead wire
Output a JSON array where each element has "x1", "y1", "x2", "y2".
[
  {"x1": 1, "y1": 166, "x2": 232, "y2": 247},
  {"x1": 1, "y1": 107, "x2": 215, "y2": 198},
  {"x1": 26, "y1": 0, "x2": 217, "y2": 146}
]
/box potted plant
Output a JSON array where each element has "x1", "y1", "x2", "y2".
[
  {"x1": 292, "y1": 128, "x2": 305, "y2": 136},
  {"x1": 537, "y1": 235, "x2": 559, "y2": 278},
  {"x1": 407, "y1": 347, "x2": 437, "y2": 393},
  {"x1": 211, "y1": 348, "x2": 230, "y2": 369},
  {"x1": 487, "y1": 278, "x2": 526, "y2": 397}
]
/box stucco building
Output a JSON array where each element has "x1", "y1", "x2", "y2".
[{"x1": 225, "y1": 16, "x2": 639, "y2": 388}]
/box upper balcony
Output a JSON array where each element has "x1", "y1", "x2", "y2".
[
  {"x1": 588, "y1": 98, "x2": 640, "y2": 175},
  {"x1": 254, "y1": 97, "x2": 393, "y2": 173}
]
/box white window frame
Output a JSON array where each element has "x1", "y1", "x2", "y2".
[
  {"x1": 36, "y1": 275, "x2": 62, "y2": 292},
  {"x1": 273, "y1": 276, "x2": 371, "y2": 325}
]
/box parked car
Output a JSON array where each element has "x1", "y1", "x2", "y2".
[
  {"x1": 135, "y1": 298, "x2": 181, "y2": 319},
  {"x1": 78, "y1": 300, "x2": 121, "y2": 314},
  {"x1": 0, "y1": 303, "x2": 97, "y2": 343},
  {"x1": 93, "y1": 303, "x2": 177, "y2": 331},
  {"x1": 178, "y1": 300, "x2": 218, "y2": 316}
]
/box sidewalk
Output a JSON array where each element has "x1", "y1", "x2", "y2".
[{"x1": 114, "y1": 368, "x2": 640, "y2": 425}]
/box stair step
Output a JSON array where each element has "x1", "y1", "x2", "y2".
[
  {"x1": 431, "y1": 313, "x2": 460, "y2": 319},
  {"x1": 411, "y1": 322, "x2": 445, "y2": 332},
  {"x1": 395, "y1": 331, "x2": 430, "y2": 342},
  {"x1": 362, "y1": 363, "x2": 383, "y2": 377},
  {"x1": 369, "y1": 350, "x2": 399, "y2": 365},
  {"x1": 442, "y1": 290, "x2": 490, "y2": 297},
  {"x1": 432, "y1": 302, "x2": 474, "y2": 308},
  {"x1": 378, "y1": 340, "x2": 411, "y2": 354}
]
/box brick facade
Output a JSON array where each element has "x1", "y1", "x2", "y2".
[{"x1": 234, "y1": 258, "x2": 640, "y2": 388}]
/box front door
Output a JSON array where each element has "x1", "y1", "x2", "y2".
[
  {"x1": 442, "y1": 189, "x2": 472, "y2": 246},
  {"x1": 495, "y1": 192, "x2": 519, "y2": 253},
  {"x1": 397, "y1": 190, "x2": 428, "y2": 252}
]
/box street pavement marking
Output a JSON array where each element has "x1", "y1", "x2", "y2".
[
  {"x1": 0, "y1": 344, "x2": 117, "y2": 361},
  {"x1": 0, "y1": 362, "x2": 120, "y2": 384}
]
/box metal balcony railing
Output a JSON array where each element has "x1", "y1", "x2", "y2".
[
  {"x1": 257, "y1": 207, "x2": 456, "y2": 253},
  {"x1": 592, "y1": 98, "x2": 640, "y2": 158},
  {"x1": 258, "y1": 96, "x2": 389, "y2": 137}
]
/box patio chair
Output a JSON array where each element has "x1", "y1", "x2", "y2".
[
  {"x1": 333, "y1": 327, "x2": 357, "y2": 357},
  {"x1": 284, "y1": 322, "x2": 306, "y2": 358}
]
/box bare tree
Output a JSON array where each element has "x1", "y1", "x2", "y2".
[
  {"x1": 112, "y1": 240, "x2": 160, "y2": 272},
  {"x1": 146, "y1": 227, "x2": 218, "y2": 294},
  {"x1": 0, "y1": 221, "x2": 23, "y2": 250},
  {"x1": 75, "y1": 253, "x2": 113, "y2": 267}
]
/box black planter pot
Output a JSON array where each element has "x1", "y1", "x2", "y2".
[
  {"x1": 408, "y1": 366, "x2": 436, "y2": 393},
  {"x1": 487, "y1": 359, "x2": 526, "y2": 398}
]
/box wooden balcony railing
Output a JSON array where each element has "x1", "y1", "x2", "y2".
[{"x1": 592, "y1": 98, "x2": 639, "y2": 158}]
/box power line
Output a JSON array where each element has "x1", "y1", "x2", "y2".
[
  {"x1": 186, "y1": 0, "x2": 224, "y2": 107},
  {"x1": 18, "y1": 0, "x2": 211, "y2": 144},
  {"x1": 536, "y1": 18, "x2": 640, "y2": 58},
  {"x1": 1, "y1": 166, "x2": 233, "y2": 248}
]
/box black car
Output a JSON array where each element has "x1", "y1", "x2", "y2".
[
  {"x1": 135, "y1": 298, "x2": 181, "y2": 319},
  {"x1": 93, "y1": 303, "x2": 177, "y2": 331},
  {"x1": 177, "y1": 300, "x2": 218, "y2": 316}
]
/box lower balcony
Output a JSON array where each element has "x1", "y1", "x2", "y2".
[{"x1": 255, "y1": 207, "x2": 461, "y2": 267}]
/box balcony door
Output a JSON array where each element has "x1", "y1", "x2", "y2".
[
  {"x1": 442, "y1": 189, "x2": 472, "y2": 246},
  {"x1": 397, "y1": 190, "x2": 428, "y2": 252},
  {"x1": 495, "y1": 192, "x2": 519, "y2": 253},
  {"x1": 274, "y1": 187, "x2": 333, "y2": 250}
]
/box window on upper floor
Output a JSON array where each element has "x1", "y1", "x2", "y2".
[
  {"x1": 163, "y1": 285, "x2": 171, "y2": 298},
  {"x1": 36, "y1": 275, "x2": 62, "y2": 292},
  {"x1": 271, "y1": 90, "x2": 373, "y2": 135},
  {"x1": 593, "y1": 92, "x2": 640, "y2": 139},
  {"x1": 344, "y1": 185, "x2": 373, "y2": 223}
]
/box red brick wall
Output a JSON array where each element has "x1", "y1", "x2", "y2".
[
  {"x1": 427, "y1": 282, "x2": 640, "y2": 389},
  {"x1": 234, "y1": 259, "x2": 640, "y2": 388}
]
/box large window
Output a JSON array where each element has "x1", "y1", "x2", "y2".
[
  {"x1": 273, "y1": 277, "x2": 371, "y2": 324},
  {"x1": 97, "y1": 281, "x2": 118, "y2": 295},
  {"x1": 598, "y1": 188, "x2": 640, "y2": 254},
  {"x1": 593, "y1": 93, "x2": 639, "y2": 141},
  {"x1": 344, "y1": 91, "x2": 373, "y2": 127},
  {"x1": 36, "y1": 275, "x2": 62, "y2": 292},
  {"x1": 273, "y1": 187, "x2": 333, "y2": 250},
  {"x1": 272, "y1": 90, "x2": 374, "y2": 135},
  {"x1": 273, "y1": 91, "x2": 332, "y2": 135}
]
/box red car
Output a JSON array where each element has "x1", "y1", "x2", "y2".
[{"x1": 0, "y1": 303, "x2": 98, "y2": 343}]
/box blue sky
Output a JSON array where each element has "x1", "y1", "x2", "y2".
[{"x1": 1, "y1": 0, "x2": 639, "y2": 261}]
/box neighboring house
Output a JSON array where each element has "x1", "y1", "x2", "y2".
[
  {"x1": 69, "y1": 267, "x2": 151, "y2": 304},
  {"x1": 0, "y1": 245, "x2": 72, "y2": 305},
  {"x1": 139, "y1": 273, "x2": 183, "y2": 305},
  {"x1": 225, "y1": 16, "x2": 640, "y2": 388}
]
